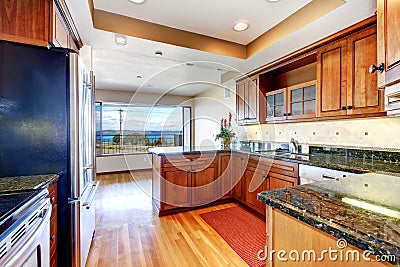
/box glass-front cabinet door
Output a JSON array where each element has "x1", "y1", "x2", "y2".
[
  {"x1": 266, "y1": 88, "x2": 287, "y2": 122},
  {"x1": 287, "y1": 80, "x2": 317, "y2": 120}
]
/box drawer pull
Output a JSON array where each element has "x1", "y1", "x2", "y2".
[
  {"x1": 50, "y1": 236, "x2": 55, "y2": 241},
  {"x1": 50, "y1": 197, "x2": 55, "y2": 203}
]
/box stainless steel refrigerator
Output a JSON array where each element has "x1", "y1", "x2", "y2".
[
  {"x1": 0, "y1": 41, "x2": 98, "y2": 267},
  {"x1": 69, "y1": 53, "x2": 99, "y2": 267}
]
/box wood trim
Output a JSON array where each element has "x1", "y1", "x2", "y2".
[
  {"x1": 247, "y1": 0, "x2": 346, "y2": 57},
  {"x1": 0, "y1": 33, "x2": 49, "y2": 47},
  {"x1": 242, "y1": 16, "x2": 377, "y2": 79},
  {"x1": 93, "y1": 9, "x2": 247, "y2": 59}
]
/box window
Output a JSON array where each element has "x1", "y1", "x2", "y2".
[{"x1": 96, "y1": 103, "x2": 191, "y2": 155}]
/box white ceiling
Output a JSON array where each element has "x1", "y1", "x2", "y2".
[
  {"x1": 93, "y1": 0, "x2": 312, "y2": 45},
  {"x1": 65, "y1": 0, "x2": 376, "y2": 97}
]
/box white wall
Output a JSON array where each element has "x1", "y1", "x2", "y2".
[
  {"x1": 96, "y1": 153, "x2": 152, "y2": 173},
  {"x1": 96, "y1": 88, "x2": 193, "y2": 173},
  {"x1": 193, "y1": 80, "x2": 248, "y2": 148}
]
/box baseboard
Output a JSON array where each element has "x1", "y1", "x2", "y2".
[{"x1": 96, "y1": 168, "x2": 152, "y2": 175}]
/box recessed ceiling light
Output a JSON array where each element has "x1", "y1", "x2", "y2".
[
  {"x1": 233, "y1": 21, "x2": 249, "y2": 32},
  {"x1": 128, "y1": 0, "x2": 146, "y2": 4},
  {"x1": 266, "y1": 0, "x2": 281, "y2": 2},
  {"x1": 155, "y1": 51, "x2": 163, "y2": 56},
  {"x1": 115, "y1": 34, "x2": 127, "y2": 46}
]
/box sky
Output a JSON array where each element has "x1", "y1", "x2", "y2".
[{"x1": 97, "y1": 104, "x2": 184, "y2": 132}]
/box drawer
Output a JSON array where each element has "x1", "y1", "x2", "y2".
[
  {"x1": 269, "y1": 159, "x2": 299, "y2": 177},
  {"x1": 162, "y1": 155, "x2": 216, "y2": 168}
]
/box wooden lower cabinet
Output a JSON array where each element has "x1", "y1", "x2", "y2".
[
  {"x1": 232, "y1": 154, "x2": 247, "y2": 202},
  {"x1": 153, "y1": 152, "x2": 299, "y2": 217},
  {"x1": 191, "y1": 165, "x2": 217, "y2": 206},
  {"x1": 48, "y1": 182, "x2": 58, "y2": 267},
  {"x1": 269, "y1": 172, "x2": 298, "y2": 190},
  {"x1": 162, "y1": 167, "x2": 191, "y2": 210},
  {"x1": 267, "y1": 209, "x2": 390, "y2": 267},
  {"x1": 244, "y1": 169, "x2": 268, "y2": 215},
  {"x1": 218, "y1": 153, "x2": 232, "y2": 199}
]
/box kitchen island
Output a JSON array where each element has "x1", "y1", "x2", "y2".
[
  {"x1": 258, "y1": 173, "x2": 400, "y2": 266},
  {"x1": 151, "y1": 145, "x2": 400, "y2": 216}
]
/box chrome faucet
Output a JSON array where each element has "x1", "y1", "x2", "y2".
[{"x1": 289, "y1": 138, "x2": 299, "y2": 154}]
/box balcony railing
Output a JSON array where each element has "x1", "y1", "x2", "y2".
[{"x1": 96, "y1": 134, "x2": 182, "y2": 155}]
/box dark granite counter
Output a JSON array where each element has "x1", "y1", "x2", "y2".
[
  {"x1": 258, "y1": 173, "x2": 400, "y2": 266},
  {"x1": 0, "y1": 174, "x2": 59, "y2": 192},
  {"x1": 150, "y1": 146, "x2": 400, "y2": 175}
]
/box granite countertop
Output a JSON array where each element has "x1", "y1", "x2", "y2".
[
  {"x1": 150, "y1": 146, "x2": 400, "y2": 175},
  {"x1": 0, "y1": 174, "x2": 59, "y2": 192},
  {"x1": 258, "y1": 173, "x2": 400, "y2": 266}
]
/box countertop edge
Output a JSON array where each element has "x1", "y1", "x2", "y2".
[{"x1": 257, "y1": 193, "x2": 400, "y2": 265}]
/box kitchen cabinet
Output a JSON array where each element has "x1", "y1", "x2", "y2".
[
  {"x1": 317, "y1": 26, "x2": 384, "y2": 118},
  {"x1": 347, "y1": 26, "x2": 384, "y2": 115},
  {"x1": 0, "y1": 0, "x2": 82, "y2": 51},
  {"x1": 218, "y1": 153, "x2": 232, "y2": 199},
  {"x1": 266, "y1": 208, "x2": 389, "y2": 267},
  {"x1": 48, "y1": 182, "x2": 58, "y2": 267},
  {"x1": 236, "y1": 76, "x2": 266, "y2": 125},
  {"x1": 376, "y1": 0, "x2": 400, "y2": 88},
  {"x1": 244, "y1": 169, "x2": 268, "y2": 215},
  {"x1": 153, "y1": 154, "x2": 219, "y2": 215},
  {"x1": 232, "y1": 154, "x2": 247, "y2": 202},
  {"x1": 317, "y1": 39, "x2": 348, "y2": 117},
  {"x1": 191, "y1": 165, "x2": 217, "y2": 206},
  {"x1": 235, "y1": 156, "x2": 298, "y2": 216},
  {"x1": 266, "y1": 81, "x2": 317, "y2": 121}
]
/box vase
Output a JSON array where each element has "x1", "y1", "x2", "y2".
[{"x1": 222, "y1": 139, "x2": 231, "y2": 149}]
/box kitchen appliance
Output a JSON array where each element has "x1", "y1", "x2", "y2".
[
  {"x1": 0, "y1": 189, "x2": 50, "y2": 267},
  {"x1": 299, "y1": 164, "x2": 355, "y2": 185},
  {"x1": 0, "y1": 41, "x2": 98, "y2": 266}
]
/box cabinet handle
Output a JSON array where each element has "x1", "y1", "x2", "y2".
[
  {"x1": 287, "y1": 113, "x2": 291, "y2": 116},
  {"x1": 346, "y1": 106, "x2": 353, "y2": 110},
  {"x1": 262, "y1": 175, "x2": 268, "y2": 179},
  {"x1": 369, "y1": 63, "x2": 384, "y2": 74},
  {"x1": 50, "y1": 236, "x2": 55, "y2": 241},
  {"x1": 341, "y1": 106, "x2": 347, "y2": 110},
  {"x1": 50, "y1": 197, "x2": 55, "y2": 203}
]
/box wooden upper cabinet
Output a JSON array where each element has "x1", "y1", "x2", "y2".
[
  {"x1": 236, "y1": 76, "x2": 266, "y2": 125},
  {"x1": 0, "y1": 0, "x2": 51, "y2": 46},
  {"x1": 0, "y1": 0, "x2": 81, "y2": 51},
  {"x1": 347, "y1": 26, "x2": 384, "y2": 115},
  {"x1": 377, "y1": 0, "x2": 400, "y2": 88},
  {"x1": 266, "y1": 88, "x2": 287, "y2": 122},
  {"x1": 317, "y1": 39, "x2": 348, "y2": 117},
  {"x1": 287, "y1": 80, "x2": 317, "y2": 120},
  {"x1": 236, "y1": 81, "x2": 246, "y2": 122}
]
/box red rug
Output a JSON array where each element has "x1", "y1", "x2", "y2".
[{"x1": 200, "y1": 206, "x2": 266, "y2": 267}]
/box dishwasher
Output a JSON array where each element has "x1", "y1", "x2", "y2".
[{"x1": 299, "y1": 164, "x2": 356, "y2": 185}]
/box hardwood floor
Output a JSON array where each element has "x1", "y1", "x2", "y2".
[{"x1": 86, "y1": 171, "x2": 248, "y2": 267}]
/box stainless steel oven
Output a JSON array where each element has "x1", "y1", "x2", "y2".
[{"x1": 0, "y1": 197, "x2": 51, "y2": 267}]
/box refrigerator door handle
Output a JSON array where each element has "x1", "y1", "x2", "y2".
[
  {"x1": 82, "y1": 182, "x2": 99, "y2": 209},
  {"x1": 83, "y1": 165, "x2": 93, "y2": 170}
]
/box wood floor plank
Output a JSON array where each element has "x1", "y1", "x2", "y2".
[{"x1": 86, "y1": 171, "x2": 249, "y2": 267}]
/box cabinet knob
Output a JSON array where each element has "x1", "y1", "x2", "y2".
[
  {"x1": 50, "y1": 236, "x2": 55, "y2": 241},
  {"x1": 50, "y1": 197, "x2": 55, "y2": 203},
  {"x1": 369, "y1": 63, "x2": 384, "y2": 74},
  {"x1": 346, "y1": 106, "x2": 353, "y2": 110},
  {"x1": 341, "y1": 106, "x2": 347, "y2": 110}
]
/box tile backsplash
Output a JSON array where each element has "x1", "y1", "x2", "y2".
[{"x1": 242, "y1": 116, "x2": 400, "y2": 149}]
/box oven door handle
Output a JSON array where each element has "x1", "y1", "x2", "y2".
[{"x1": 82, "y1": 181, "x2": 99, "y2": 209}]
